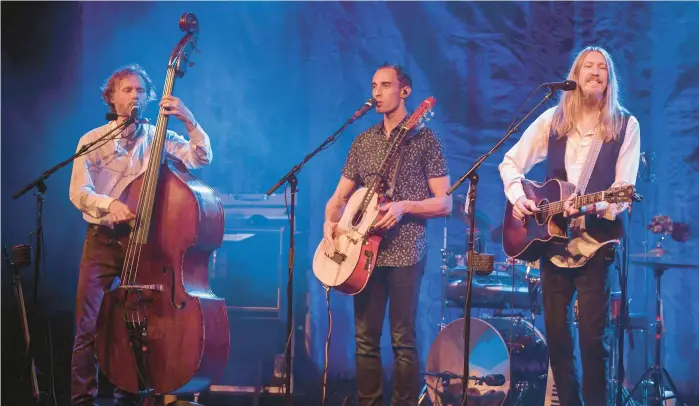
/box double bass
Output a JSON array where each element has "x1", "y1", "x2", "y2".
[{"x1": 95, "y1": 13, "x2": 229, "y2": 395}]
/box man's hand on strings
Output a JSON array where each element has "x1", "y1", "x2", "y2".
[
  {"x1": 108, "y1": 200, "x2": 135, "y2": 223},
  {"x1": 513, "y1": 196, "x2": 539, "y2": 221},
  {"x1": 563, "y1": 193, "x2": 582, "y2": 218}
]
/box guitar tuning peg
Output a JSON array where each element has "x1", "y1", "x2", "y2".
[
  {"x1": 415, "y1": 122, "x2": 425, "y2": 130},
  {"x1": 428, "y1": 110, "x2": 435, "y2": 118}
]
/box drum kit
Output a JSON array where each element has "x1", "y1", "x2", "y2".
[
  {"x1": 418, "y1": 197, "x2": 551, "y2": 406},
  {"x1": 422, "y1": 251, "x2": 550, "y2": 405},
  {"x1": 417, "y1": 197, "x2": 683, "y2": 406}
]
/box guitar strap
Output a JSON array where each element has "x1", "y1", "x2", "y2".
[
  {"x1": 574, "y1": 135, "x2": 604, "y2": 196},
  {"x1": 569, "y1": 114, "x2": 630, "y2": 234},
  {"x1": 568, "y1": 131, "x2": 604, "y2": 235},
  {"x1": 575, "y1": 114, "x2": 631, "y2": 195},
  {"x1": 385, "y1": 143, "x2": 407, "y2": 199}
]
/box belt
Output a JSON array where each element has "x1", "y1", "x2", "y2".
[{"x1": 87, "y1": 223, "x2": 131, "y2": 238}]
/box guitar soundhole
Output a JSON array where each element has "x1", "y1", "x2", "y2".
[{"x1": 351, "y1": 210, "x2": 364, "y2": 227}]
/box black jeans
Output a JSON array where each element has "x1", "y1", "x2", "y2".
[
  {"x1": 353, "y1": 257, "x2": 426, "y2": 406},
  {"x1": 541, "y1": 246, "x2": 614, "y2": 406},
  {"x1": 70, "y1": 224, "x2": 139, "y2": 406}
]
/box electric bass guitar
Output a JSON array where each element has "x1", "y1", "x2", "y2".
[
  {"x1": 502, "y1": 178, "x2": 634, "y2": 262},
  {"x1": 312, "y1": 97, "x2": 437, "y2": 295}
]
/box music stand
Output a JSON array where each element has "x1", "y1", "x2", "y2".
[{"x1": 625, "y1": 248, "x2": 695, "y2": 406}]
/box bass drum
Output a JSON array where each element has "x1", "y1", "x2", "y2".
[{"x1": 423, "y1": 317, "x2": 549, "y2": 406}]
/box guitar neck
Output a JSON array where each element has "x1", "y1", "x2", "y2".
[
  {"x1": 361, "y1": 126, "x2": 412, "y2": 205},
  {"x1": 545, "y1": 190, "x2": 606, "y2": 215}
]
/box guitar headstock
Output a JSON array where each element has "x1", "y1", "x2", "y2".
[
  {"x1": 605, "y1": 184, "x2": 635, "y2": 203},
  {"x1": 402, "y1": 97, "x2": 436, "y2": 132}
]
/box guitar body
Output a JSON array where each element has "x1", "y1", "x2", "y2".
[
  {"x1": 502, "y1": 179, "x2": 575, "y2": 261},
  {"x1": 312, "y1": 187, "x2": 384, "y2": 295}
]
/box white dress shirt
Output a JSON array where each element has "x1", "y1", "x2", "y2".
[
  {"x1": 498, "y1": 106, "x2": 641, "y2": 267},
  {"x1": 69, "y1": 121, "x2": 212, "y2": 226}
]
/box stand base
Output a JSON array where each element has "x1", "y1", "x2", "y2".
[
  {"x1": 167, "y1": 401, "x2": 202, "y2": 406},
  {"x1": 625, "y1": 365, "x2": 684, "y2": 406}
]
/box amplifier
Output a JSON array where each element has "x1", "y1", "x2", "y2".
[
  {"x1": 210, "y1": 227, "x2": 287, "y2": 319},
  {"x1": 218, "y1": 192, "x2": 294, "y2": 228},
  {"x1": 208, "y1": 316, "x2": 295, "y2": 396},
  {"x1": 207, "y1": 226, "x2": 298, "y2": 395}
]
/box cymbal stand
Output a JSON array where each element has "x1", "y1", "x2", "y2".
[
  {"x1": 420, "y1": 219, "x2": 453, "y2": 405},
  {"x1": 624, "y1": 265, "x2": 686, "y2": 406},
  {"x1": 439, "y1": 218, "x2": 450, "y2": 331}
]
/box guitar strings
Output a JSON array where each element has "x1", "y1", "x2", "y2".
[{"x1": 120, "y1": 65, "x2": 177, "y2": 327}]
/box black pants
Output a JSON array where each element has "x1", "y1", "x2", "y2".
[
  {"x1": 70, "y1": 224, "x2": 140, "y2": 406},
  {"x1": 541, "y1": 246, "x2": 614, "y2": 406},
  {"x1": 353, "y1": 257, "x2": 426, "y2": 406}
]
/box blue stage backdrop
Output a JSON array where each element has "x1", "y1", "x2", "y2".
[{"x1": 2, "y1": 1, "x2": 698, "y2": 401}]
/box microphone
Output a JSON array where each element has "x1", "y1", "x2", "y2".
[
  {"x1": 129, "y1": 104, "x2": 141, "y2": 121},
  {"x1": 349, "y1": 98, "x2": 376, "y2": 123},
  {"x1": 11, "y1": 244, "x2": 32, "y2": 269},
  {"x1": 543, "y1": 80, "x2": 577, "y2": 91},
  {"x1": 425, "y1": 371, "x2": 463, "y2": 380},
  {"x1": 106, "y1": 105, "x2": 143, "y2": 122},
  {"x1": 470, "y1": 374, "x2": 506, "y2": 386}
]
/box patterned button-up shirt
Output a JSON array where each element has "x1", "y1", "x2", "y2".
[{"x1": 342, "y1": 116, "x2": 449, "y2": 267}]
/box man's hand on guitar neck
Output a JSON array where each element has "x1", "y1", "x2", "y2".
[
  {"x1": 563, "y1": 193, "x2": 617, "y2": 219},
  {"x1": 513, "y1": 196, "x2": 539, "y2": 221},
  {"x1": 563, "y1": 193, "x2": 581, "y2": 218}
]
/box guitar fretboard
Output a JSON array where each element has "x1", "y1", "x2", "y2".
[{"x1": 542, "y1": 191, "x2": 605, "y2": 216}]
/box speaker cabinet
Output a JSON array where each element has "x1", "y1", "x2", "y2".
[{"x1": 208, "y1": 227, "x2": 303, "y2": 395}]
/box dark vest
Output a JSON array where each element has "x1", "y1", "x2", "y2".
[{"x1": 545, "y1": 112, "x2": 630, "y2": 242}]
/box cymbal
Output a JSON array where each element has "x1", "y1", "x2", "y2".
[{"x1": 630, "y1": 248, "x2": 699, "y2": 269}]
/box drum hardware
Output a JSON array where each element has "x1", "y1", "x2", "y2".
[
  {"x1": 439, "y1": 217, "x2": 451, "y2": 332},
  {"x1": 608, "y1": 291, "x2": 638, "y2": 406},
  {"x1": 623, "y1": 248, "x2": 697, "y2": 406},
  {"x1": 439, "y1": 247, "x2": 451, "y2": 332}
]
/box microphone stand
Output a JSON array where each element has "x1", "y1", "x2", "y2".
[
  {"x1": 12, "y1": 117, "x2": 137, "y2": 304},
  {"x1": 3, "y1": 246, "x2": 40, "y2": 401},
  {"x1": 266, "y1": 111, "x2": 368, "y2": 406},
  {"x1": 447, "y1": 86, "x2": 557, "y2": 406}
]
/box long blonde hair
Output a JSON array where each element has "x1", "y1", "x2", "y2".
[{"x1": 551, "y1": 46, "x2": 627, "y2": 142}]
